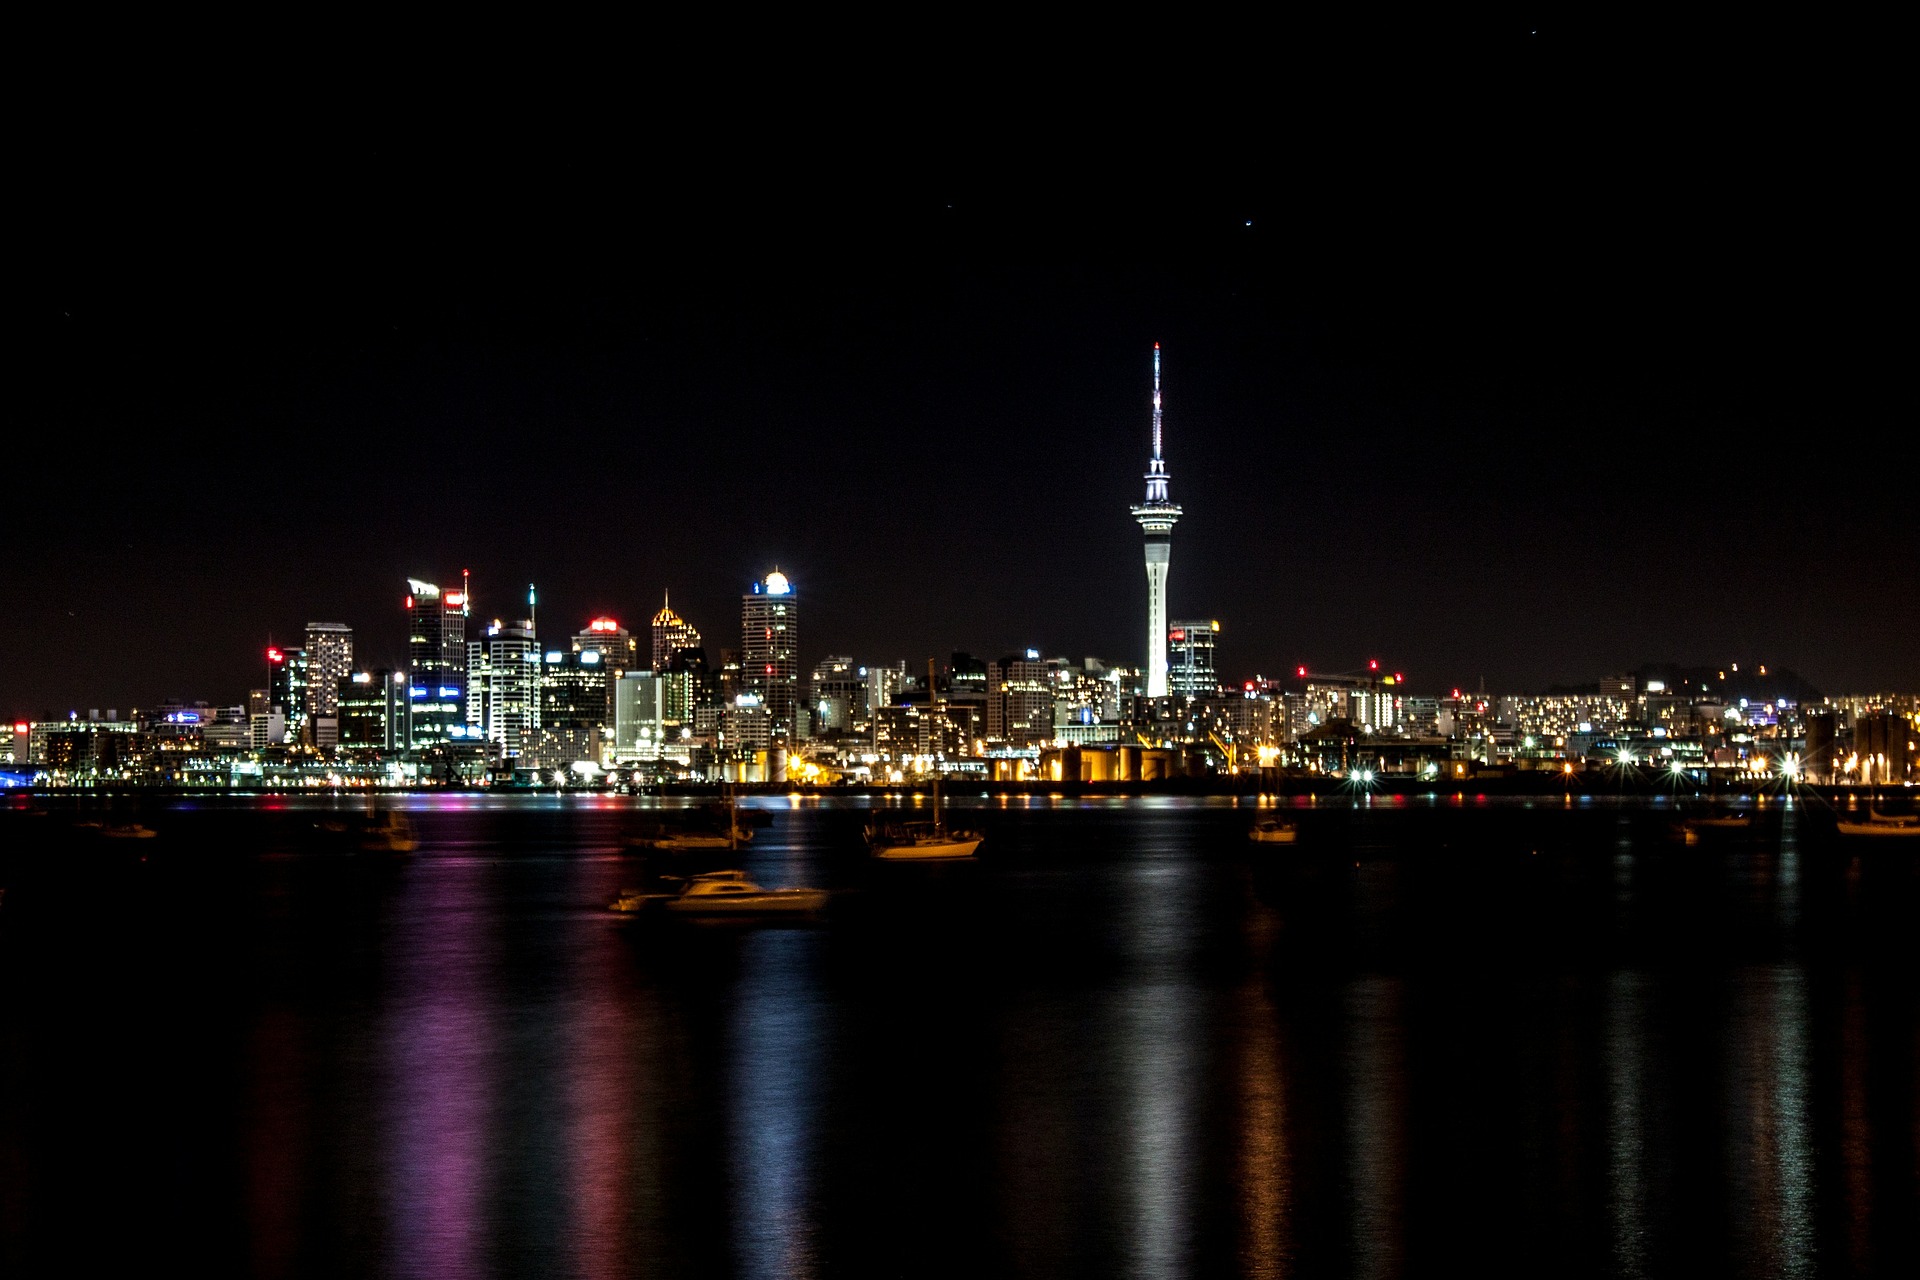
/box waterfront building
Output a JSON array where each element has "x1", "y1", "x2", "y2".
[
  {"x1": 741, "y1": 570, "x2": 799, "y2": 740},
  {"x1": 1168, "y1": 621, "x2": 1220, "y2": 698},
  {"x1": 1129, "y1": 344, "x2": 1182, "y2": 697},
  {"x1": 405, "y1": 577, "x2": 469, "y2": 749},
  {"x1": 303, "y1": 623, "x2": 353, "y2": 729}
]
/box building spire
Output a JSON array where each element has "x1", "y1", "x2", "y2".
[{"x1": 1151, "y1": 341, "x2": 1163, "y2": 464}]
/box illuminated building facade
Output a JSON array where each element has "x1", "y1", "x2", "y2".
[
  {"x1": 1168, "y1": 621, "x2": 1219, "y2": 698},
  {"x1": 405, "y1": 577, "x2": 469, "y2": 748},
  {"x1": 650, "y1": 594, "x2": 701, "y2": 670},
  {"x1": 574, "y1": 616, "x2": 639, "y2": 673},
  {"x1": 539, "y1": 649, "x2": 610, "y2": 767},
  {"x1": 809, "y1": 655, "x2": 861, "y2": 735},
  {"x1": 1129, "y1": 344, "x2": 1182, "y2": 697},
  {"x1": 988, "y1": 653, "x2": 1053, "y2": 747},
  {"x1": 338, "y1": 670, "x2": 406, "y2": 751},
  {"x1": 741, "y1": 570, "x2": 798, "y2": 740},
  {"x1": 468, "y1": 619, "x2": 540, "y2": 762},
  {"x1": 303, "y1": 623, "x2": 353, "y2": 726},
  {"x1": 267, "y1": 645, "x2": 306, "y2": 743}
]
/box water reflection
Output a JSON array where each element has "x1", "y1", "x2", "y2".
[
  {"x1": 1343, "y1": 977, "x2": 1406, "y2": 1280},
  {"x1": 1119, "y1": 837, "x2": 1199, "y2": 1278},
  {"x1": 383, "y1": 864, "x2": 496, "y2": 1279},
  {"x1": 729, "y1": 931, "x2": 822, "y2": 1280}
]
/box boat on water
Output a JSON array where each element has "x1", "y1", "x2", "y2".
[
  {"x1": 1682, "y1": 809, "x2": 1754, "y2": 840},
  {"x1": 1249, "y1": 816, "x2": 1298, "y2": 845},
  {"x1": 1835, "y1": 810, "x2": 1920, "y2": 839},
  {"x1": 360, "y1": 812, "x2": 418, "y2": 853},
  {"x1": 100, "y1": 823, "x2": 157, "y2": 840},
  {"x1": 629, "y1": 784, "x2": 754, "y2": 852},
  {"x1": 868, "y1": 776, "x2": 981, "y2": 861},
  {"x1": 611, "y1": 870, "x2": 827, "y2": 916}
]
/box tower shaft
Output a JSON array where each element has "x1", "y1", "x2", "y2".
[{"x1": 1130, "y1": 343, "x2": 1181, "y2": 697}]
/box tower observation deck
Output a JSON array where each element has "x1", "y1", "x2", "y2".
[{"x1": 1129, "y1": 343, "x2": 1182, "y2": 697}]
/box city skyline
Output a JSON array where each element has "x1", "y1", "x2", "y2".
[{"x1": 13, "y1": 36, "x2": 1915, "y2": 713}]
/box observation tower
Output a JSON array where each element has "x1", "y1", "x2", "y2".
[{"x1": 1129, "y1": 343, "x2": 1182, "y2": 697}]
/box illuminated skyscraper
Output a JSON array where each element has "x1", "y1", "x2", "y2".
[
  {"x1": 405, "y1": 576, "x2": 470, "y2": 748},
  {"x1": 1168, "y1": 620, "x2": 1219, "y2": 698},
  {"x1": 303, "y1": 622, "x2": 353, "y2": 727},
  {"x1": 651, "y1": 592, "x2": 701, "y2": 670},
  {"x1": 468, "y1": 618, "x2": 540, "y2": 763},
  {"x1": 1130, "y1": 344, "x2": 1182, "y2": 697},
  {"x1": 741, "y1": 569, "x2": 798, "y2": 740}
]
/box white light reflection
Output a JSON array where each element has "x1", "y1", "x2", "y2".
[
  {"x1": 1604, "y1": 969, "x2": 1651, "y2": 1277},
  {"x1": 1120, "y1": 857, "x2": 1199, "y2": 1278},
  {"x1": 729, "y1": 931, "x2": 823, "y2": 1280},
  {"x1": 1730, "y1": 966, "x2": 1815, "y2": 1278}
]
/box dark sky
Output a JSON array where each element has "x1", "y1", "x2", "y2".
[{"x1": 11, "y1": 27, "x2": 1915, "y2": 716}]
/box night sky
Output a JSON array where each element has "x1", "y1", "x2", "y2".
[{"x1": 12, "y1": 29, "x2": 1914, "y2": 717}]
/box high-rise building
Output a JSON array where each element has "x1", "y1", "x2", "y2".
[
  {"x1": 468, "y1": 619, "x2": 541, "y2": 763},
  {"x1": 303, "y1": 623, "x2": 354, "y2": 728},
  {"x1": 265, "y1": 644, "x2": 310, "y2": 743},
  {"x1": 338, "y1": 670, "x2": 407, "y2": 752},
  {"x1": 741, "y1": 570, "x2": 798, "y2": 740},
  {"x1": 539, "y1": 649, "x2": 610, "y2": 767},
  {"x1": 1168, "y1": 620, "x2": 1219, "y2": 698},
  {"x1": 574, "y1": 616, "x2": 639, "y2": 672},
  {"x1": 651, "y1": 593, "x2": 701, "y2": 671},
  {"x1": 1129, "y1": 344, "x2": 1182, "y2": 697},
  {"x1": 406, "y1": 577, "x2": 470, "y2": 748},
  {"x1": 809, "y1": 655, "x2": 862, "y2": 735},
  {"x1": 988, "y1": 653, "x2": 1053, "y2": 747}
]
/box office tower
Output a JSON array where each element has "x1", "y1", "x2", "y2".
[
  {"x1": 651, "y1": 593, "x2": 701, "y2": 670},
  {"x1": 1167, "y1": 620, "x2": 1219, "y2": 698},
  {"x1": 303, "y1": 623, "x2": 353, "y2": 729},
  {"x1": 338, "y1": 670, "x2": 407, "y2": 751},
  {"x1": 809, "y1": 656, "x2": 861, "y2": 734},
  {"x1": 266, "y1": 645, "x2": 308, "y2": 743},
  {"x1": 469, "y1": 619, "x2": 541, "y2": 762},
  {"x1": 1129, "y1": 344, "x2": 1182, "y2": 697},
  {"x1": 741, "y1": 570, "x2": 798, "y2": 740},
  {"x1": 663, "y1": 646, "x2": 709, "y2": 725},
  {"x1": 405, "y1": 577, "x2": 469, "y2": 748},
  {"x1": 615, "y1": 672, "x2": 669, "y2": 759},
  {"x1": 988, "y1": 653, "x2": 1053, "y2": 747},
  {"x1": 539, "y1": 649, "x2": 610, "y2": 766},
  {"x1": 574, "y1": 616, "x2": 639, "y2": 673}
]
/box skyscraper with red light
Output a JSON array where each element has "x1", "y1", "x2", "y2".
[{"x1": 405, "y1": 577, "x2": 469, "y2": 748}]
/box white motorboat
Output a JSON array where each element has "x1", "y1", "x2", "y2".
[
  {"x1": 1249, "y1": 817, "x2": 1297, "y2": 845},
  {"x1": 660, "y1": 870, "x2": 828, "y2": 915},
  {"x1": 868, "y1": 776, "x2": 981, "y2": 860}
]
